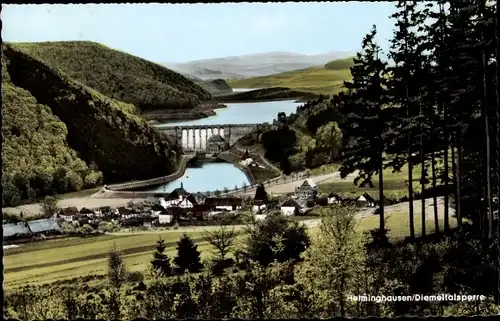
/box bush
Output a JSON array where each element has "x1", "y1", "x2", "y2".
[{"x1": 211, "y1": 258, "x2": 235, "y2": 276}]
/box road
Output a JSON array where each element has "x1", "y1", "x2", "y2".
[{"x1": 234, "y1": 170, "x2": 360, "y2": 196}]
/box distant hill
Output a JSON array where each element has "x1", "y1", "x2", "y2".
[
  {"x1": 227, "y1": 57, "x2": 355, "y2": 95},
  {"x1": 195, "y1": 79, "x2": 233, "y2": 96},
  {"x1": 11, "y1": 41, "x2": 212, "y2": 111},
  {"x1": 1, "y1": 44, "x2": 182, "y2": 207},
  {"x1": 163, "y1": 51, "x2": 356, "y2": 80}
]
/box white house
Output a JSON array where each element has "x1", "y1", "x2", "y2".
[
  {"x1": 252, "y1": 204, "x2": 266, "y2": 214},
  {"x1": 158, "y1": 214, "x2": 173, "y2": 224},
  {"x1": 255, "y1": 214, "x2": 267, "y2": 221},
  {"x1": 177, "y1": 196, "x2": 195, "y2": 208},
  {"x1": 357, "y1": 193, "x2": 376, "y2": 207},
  {"x1": 280, "y1": 197, "x2": 303, "y2": 216},
  {"x1": 327, "y1": 192, "x2": 342, "y2": 204}
]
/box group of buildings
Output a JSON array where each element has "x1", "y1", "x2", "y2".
[{"x1": 3, "y1": 179, "x2": 378, "y2": 243}]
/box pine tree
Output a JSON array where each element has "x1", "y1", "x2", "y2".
[
  {"x1": 339, "y1": 25, "x2": 390, "y2": 236},
  {"x1": 174, "y1": 233, "x2": 203, "y2": 273},
  {"x1": 387, "y1": 1, "x2": 428, "y2": 238},
  {"x1": 151, "y1": 237, "x2": 172, "y2": 277}
]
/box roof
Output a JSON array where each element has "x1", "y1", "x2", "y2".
[
  {"x1": 301, "y1": 179, "x2": 317, "y2": 188},
  {"x1": 27, "y1": 218, "x2": 62, "y2": 234},
  {"x1": 184, "y1": 194, "x2": 198, "y2": 205},
  {"x1": 280, "y1": 197, "x2": 302, "y2": 208},
  {"x1": 59, "y1": 207, "x2": 79, "y2": 216},
  {"x1": 169, "y1": 183, "x2": 189, "y2": 199},
  {"x1": 79, "y1": 207, "x2": 94, "y2": 214},
  {"x1": 117, "y1": 207, "x2": 132, "y2": 215},
  {"x1": 205, "y1": 197, "x2": 243, "y2": 206},
  {"x1": 207, "y1": 134, "x2": 226, "y2": 143},
  {"x1": 193, "y1": 192, "x2": 206, "y2": 204},
  {"x1": 362, "y1": 192, "x2": 376, "y2": 202},
  {"x1": 3, "y1": 223, "x2": 31, "y2": 238}
]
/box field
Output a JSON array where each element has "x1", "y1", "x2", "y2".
[
  {"x1": 3, "y1": 229, "x2": 220, "y2": 289},
  {"x1": 227, "y1": 61, "x2": 353, "y2": 95},
  {"x1": 316, "y1": 152, "x2": 452, "y2": 199},
  {"x1": 317, "y1": 165, "x2": 423, "y2": 199}
]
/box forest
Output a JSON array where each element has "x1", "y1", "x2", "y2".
[
  {"x1": 11, "y1": 41, "x2": 212, "y2": 110},
  {"x1": 2, "y1": 44, "x2": 182, "y2": 207}
]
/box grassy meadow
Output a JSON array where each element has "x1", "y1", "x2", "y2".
[{"x1": 227, "y1": 58, "x2": 354, "y2": 95}]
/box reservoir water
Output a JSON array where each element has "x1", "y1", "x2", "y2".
[
  {"x1": 154, "y1": 99, "x2": 301, "y2": 128},
  {"x1": 149, "y1": 161, "x2": 250, "y2": 194},
  {"x1": 149, "y1": 94, "x2": 303, "y2": 193}
]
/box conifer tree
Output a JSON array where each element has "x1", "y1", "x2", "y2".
[
  {"x1": 151, "y1": 237, "x2": 172, "y2": 277},
  {"x1": 387, "y1": 1, "x2": 428, "y2": 238},
  {"x1": 339, "y1": 25, "x2": 390, "y2": 235},
  {"x1": 174, "y1": 233, "x2": 203, "y2": 273}
]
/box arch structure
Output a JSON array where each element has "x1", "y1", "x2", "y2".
[{"x1": 159, "y1": 123, "x2": 257, "y2": 153}]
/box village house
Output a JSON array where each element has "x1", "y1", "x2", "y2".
[
  {"x1": 252, "y1": 199, "x2": 267, "y2": 214},
  {"x1": 207, "y1": 134, "x2": 229, "y2": 154},
  {"x1": 205, "y1": 197, "x2": 243, "y2": 211},
  {"x1": 280, "y1": 197, "x2": 306, "y2": 216},
  {"x1": 28, "y1": 218, "x2": 63, "y2": 237},
  {"x1": 164, "y1": 183, "x2": 189, "y2": 206},
  {"x1": 3, "y1": 222, "x2": 32, "y2": 241},
  {"x1": 193, "y1": 192, "x2": 207, "y2": 204},
  {"x1": 357, "y1": 192, "x2": 376, "y2": 208},
  {"x1": 295, "y1": 179, "x2": 317, "y2": 200},
  {"x1": 327, "y1": 191, "x2": 343, "y2": 204},
  {"x1": 57, "y1": 207, "x2": 79, "y2": 222},
  {"x1": 177, "y1": 194, "x2": 198, "y2": 208}
]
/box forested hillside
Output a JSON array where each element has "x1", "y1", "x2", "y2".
[
  {"x1": 11, "y1": 41, "x2": 212, "y2": 111},
  {"x1": 1, "y1": 44, "x2": 182, "y2": 206}
]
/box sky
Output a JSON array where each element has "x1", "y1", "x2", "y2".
[{"x1": 2, "y1": 2, "x2": 398, "y2": 63}]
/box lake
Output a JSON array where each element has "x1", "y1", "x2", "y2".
[
  {"x1": 154, "y1": 99, "x2": 301, "y2": 128},
  {"x1": 149, "y1": 161, "x2": 251, "y2": 193},
  {"x1": 147, "y1": 92, "x2": 303, "y2": 193}
]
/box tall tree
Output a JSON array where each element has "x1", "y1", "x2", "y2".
[
  {"x1": 387, "y1": 1, "x2": 428, "y2": 238},
  {"x1": 338, "y1": 25, "x2": 390, "y2": 236},
  {"x1": 174, "y1": 233, "x2": 203, "y2": 273},
  {"x1": 151, "y1": 237, "x2": 172, "y2": 277}
]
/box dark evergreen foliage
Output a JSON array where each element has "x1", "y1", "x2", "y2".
[{"x1": 173, "y1": 234, "x2": 204, "y2": 274}]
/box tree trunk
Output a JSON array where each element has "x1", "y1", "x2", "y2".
[
  {"x1": 455, "y1": 132, "x2": 463, "y2": 228},
  {"x1": 379, "y1": 150, "x2": 385, "y2": 235},
  {"x1": 481, "y1": 23, "x2": 493, "y2": 239},
  {"x1": 431, "y1": 150, "x2": 439, "y2": 233},
  {"x1": 408, "y1": 133, "x2": 415, "y2": 238},
  {"x1": 443, "y1": 101, "x2": 450, "y2": 232},
  {"x1": 451, "y1": 139, "x2": 458, "y2": 225},
  {"x1": 420, "y1": 105, "x2": 426, "y2": 236}
]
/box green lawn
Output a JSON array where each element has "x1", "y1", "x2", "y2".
[
  {"x1": 4, "y1": 230, "x2": 209, "y2": 289},
  {"x1": 309, "y1": 209, "x2": 459, "y2": 241},
  {"x1": 316, "y1": 154, "x2": 453, "y2": 200},
  {"x1": 227, "y1": 66, "x2": 352, "y2": 95}
]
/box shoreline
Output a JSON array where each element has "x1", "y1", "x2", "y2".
[
  {"x1": 143, "y1": 88, "x2": 315, "y2": 124},
  {"x1": 108, "y1": 152, "x2": 258, "y2": 194}
]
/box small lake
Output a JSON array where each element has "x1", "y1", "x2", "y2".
[
  {"x1": 146, "y1": 90, "x2": 303, "y2": 193},
  {"x1": 149, "y1": 161, "x2": 250, "y2": 193}
]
